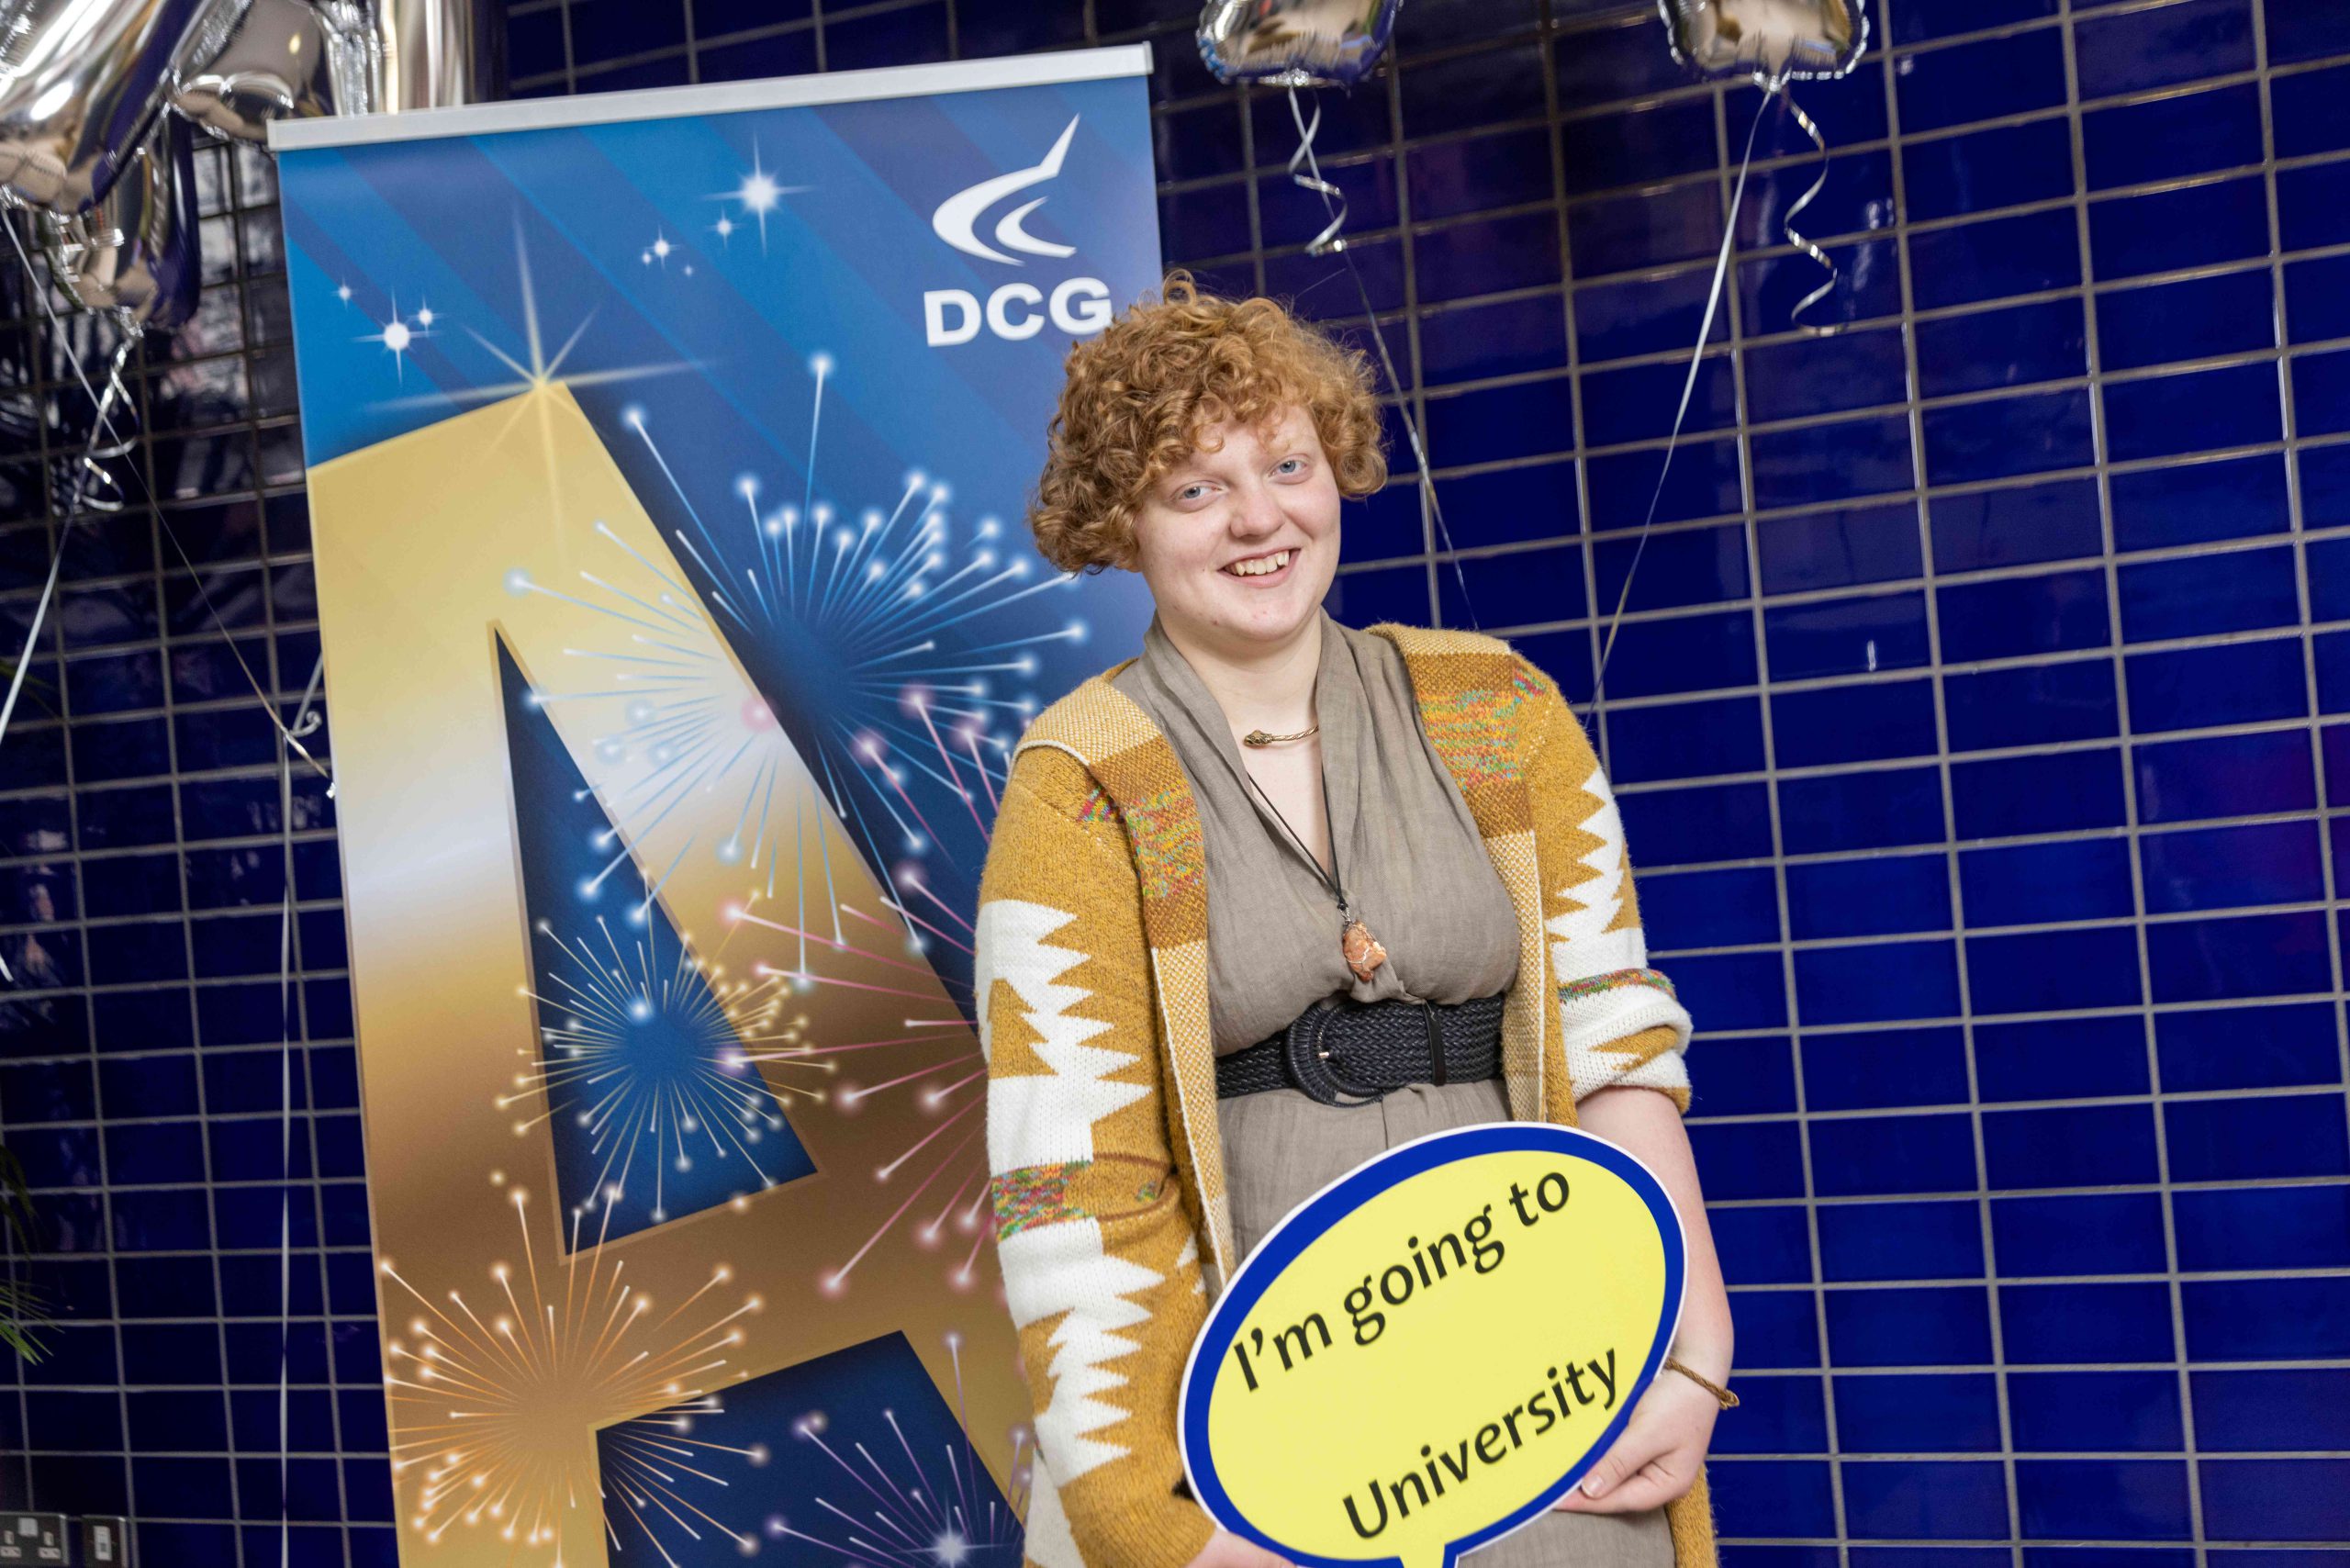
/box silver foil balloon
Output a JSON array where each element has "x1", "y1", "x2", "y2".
[
  {"x1": 374, "y1": 0, "x2": 503, "y2": 111},
  {"x1": 169, "y1": 0, "x2": 375, "y2": 140},
  {"x1": 1198, "y1": 0, "x2": 1400, "y2": 88},
  {"x1": 1659, "y1": 0, "x2": 1866, "y2": 90},
  {"x1": 42, "y1": 118, "x2": 197, "y2": 329},
  {"x1": 0, "y1": 0, "x2": 208, "y2": 212}
]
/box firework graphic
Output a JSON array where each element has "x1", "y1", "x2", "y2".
[
  {"x1": 497, "y1": 349, "x2": 1111, "y2": 1276},
  {"x1": 585, "y1": 349, "x2": 1091, "y2": 997},
  {"x1": 726, "y1": 890, "x2": 1003, "y2": 1296},
  {"x1": 382, "y1": 1178, "x2": 767, "y2": 1562},
  {"x1": 509, "y1": 907, "x2": 811, "y2": 1226},
  {"x1": 771, "y1": 1390, "x2": 1026, "y2": 1567},
  {"x1": 595, "y1": 1329, "x2": 1023, "y2": 1568},
  {"x1": 497, "y1": 639, "x2": 818, "y2": 1244}
]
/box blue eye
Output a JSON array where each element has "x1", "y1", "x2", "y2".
[{"x1": 1274, "y1": 456, "x2": 1305, "y2": 476}]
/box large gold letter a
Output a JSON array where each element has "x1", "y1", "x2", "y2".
[{"x1": 308, "y1": 384, "x2": 1025, "y2": 1566}]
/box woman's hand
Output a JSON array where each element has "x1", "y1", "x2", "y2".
[
  {"x1": 1550, "y1": 1367, "x2": 1718, "y2": 1515},
  {"x1": 1560, "y1": 1089, "x2": 1732, "y2": 1518},
  {"x1": 1184, "y1": 1527, "x2": 1292, "y2": 1568}
]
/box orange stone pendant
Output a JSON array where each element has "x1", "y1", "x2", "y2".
[{"x1": 1342, "y1": 918, "x2": 1388, "y2": 982}]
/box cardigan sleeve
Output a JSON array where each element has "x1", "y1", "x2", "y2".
[
  {"x1": 976, "y1": 746, "x2": 1218, "y2": 1568},
  {"x1": 1513, "y1": 655, "x2": 1697, "y2": 1116}
]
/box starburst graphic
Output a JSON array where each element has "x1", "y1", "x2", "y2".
[
  {"x1": 363, "y1": 292, "x2": 429, "y2": 381},
  {"x1": 765, "y1": 1338, "x2": 1026, "y2": 1566},
  {"x1": 382, "y1": 1179, "x2": 767, "y2": 1561},
  {"x1": 357, "y1": 215, "x2": 703, "y2": 543},
  {"x1": 504, "y1": 906, "x2": 811, "y2": 1229},
  {"x1": 711, "y1": 140, "x2": 808, "y2": 252},
  {"x1": 363, "y1": 216, "x2": 698, "y2": 426}
]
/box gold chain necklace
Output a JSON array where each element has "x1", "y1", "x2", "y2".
[{"x1": 1241, "y1": 722, "x2": 1319, "y2": 747}]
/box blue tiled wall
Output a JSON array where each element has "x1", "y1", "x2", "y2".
[
  {"x1": 2, "y1": 0, "x2": 2347, "y2": 1560},
  {"x1": 0, "y1": 129, "x2": 383, "y2": 1563}
]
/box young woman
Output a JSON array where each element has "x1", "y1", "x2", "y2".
[{"x1": 976, "y1": 275, "x2": 1734, "y2": 1568}]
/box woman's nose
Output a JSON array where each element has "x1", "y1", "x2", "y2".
[{"x1": 1228, "y1": 480, "x2": 1284, "y2": 536}]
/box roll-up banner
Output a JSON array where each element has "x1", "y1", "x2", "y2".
[{"x1": 271, "y1": 49, "x2": 1162, "y2": 1565}]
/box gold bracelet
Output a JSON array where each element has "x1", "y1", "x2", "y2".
[{"x1": 1662, "y1": 1355, "x2": 1739, "y2": 1409}]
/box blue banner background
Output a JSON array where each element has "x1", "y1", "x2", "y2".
[{"x1": 275, "y1": 65, "x2": 1163, "y2": 1562}]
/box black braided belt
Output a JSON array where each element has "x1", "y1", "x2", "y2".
[{"x1": 1214, "y1": 991, "x2": 1508, "y2": 1107}]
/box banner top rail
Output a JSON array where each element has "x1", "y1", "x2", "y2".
[{"x1": 269, "y1": 42, "x2": 1156, "y2": 151}]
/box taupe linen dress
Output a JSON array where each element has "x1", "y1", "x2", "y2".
[{"x1": 1111, "y1": 612, "x2": 1673, "y2": 1568}]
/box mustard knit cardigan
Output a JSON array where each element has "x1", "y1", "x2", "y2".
[{"x1": 976, "y1": 623, "x2": 1711, "y2": 1568}]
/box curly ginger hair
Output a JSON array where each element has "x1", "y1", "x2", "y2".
[{"x1": 1027, "y1": 272, "x2": 1389, "y2": 574}]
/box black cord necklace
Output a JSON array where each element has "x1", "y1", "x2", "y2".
[{"x1": 1242, "y1": 759, "x2": 1388, "y2": 983}]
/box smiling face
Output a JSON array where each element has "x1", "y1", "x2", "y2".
[{"x1": 1129, "y1": 404, "x2": 1342, "y2": 659}]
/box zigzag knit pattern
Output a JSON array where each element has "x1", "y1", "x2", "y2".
[{"x1": 975, "y1": 624, "x2": 1710, "y2": 1568}]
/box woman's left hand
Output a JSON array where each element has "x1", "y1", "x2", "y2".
[{"x1": 1549, "y1": 1366, "x2": 1718, "y2": 1515}]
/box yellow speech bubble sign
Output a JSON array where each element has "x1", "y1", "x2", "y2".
[{"x1": 1179, "y1": 1124, "x2": 1684, "y2": 1568}]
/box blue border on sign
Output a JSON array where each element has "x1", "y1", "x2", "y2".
[{"x1": 1176, "y1": 1121, "x2": 1688, "y2": 1568}]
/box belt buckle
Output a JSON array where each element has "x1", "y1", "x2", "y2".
[{"x1": 1283, "y1": 998, "x2": 1387, "y2": 1108}]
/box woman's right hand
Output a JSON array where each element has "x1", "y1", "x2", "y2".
[{"x1": 1184, "y1": 1527, "x2": 1292, "y2": 1568}]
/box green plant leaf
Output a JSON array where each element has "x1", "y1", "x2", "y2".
[
  {"x1": 0, "y1": 1146, "x2": 51, "y2": 1362},
  {"x1": 0, "y1": 1279, "x2": 47, "y2": 1362}
]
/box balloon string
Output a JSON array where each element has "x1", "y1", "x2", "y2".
[
  {"x1": 1778, "y1": 88, "x2": 1842, "y2": 338},
  {"x1": 1587, "y1": 90, "x2": 1774, "y2": 728},
  {"x1": 0, "y1": 314, "x2": 134, "y2": 762},
  {"x1": 276, "y1": 647, "x2": 325, "y2": 1568},
  {"x1": 0, "y1": 217, "x2": 334, "y2": 819},
  {"x1": 1285, "y1": 85, "x2": 1481, "y2": 632},
  {"x1": 0, "y1": 299, "x2": 133, "y2": 988}
]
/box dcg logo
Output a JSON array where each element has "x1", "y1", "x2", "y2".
[
  {"x1": 923, "y1": 278, "x2": 1113, "y2": 346},
  {"x1": 926, "y1": 116, "x2": 1115, "y2": 347}
]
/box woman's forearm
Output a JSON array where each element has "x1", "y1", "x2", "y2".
[{"x1": 1572, "y1": 1084, "x2": 1734, "y2": 1383}]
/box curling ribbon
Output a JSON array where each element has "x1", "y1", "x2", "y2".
[
  {"x1": 1285, "y1": 86, "x2": 1482, "y2": 631},
  {"x1": 1778, "y1": 88, "x2": 1843, "y2": 337},
  {"x1": 1286, "y1": 94, "x2": 1351, "y2": 257}
]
